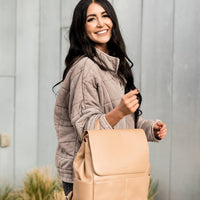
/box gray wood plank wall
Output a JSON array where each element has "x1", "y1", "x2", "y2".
[
  {"x1": 37, "y1": 0, "x2": 60, "y2": 167},
  {"x1": 141, "y1": 1, "x2": 173, "y2": 199},
  {"x1": 0, "y1": 0, "x2": 16, "y2": 185},
  {"x1": 15, "y1": 0, "x2": 40, "y2": 185},
  {"x1": 171, "y1": 0, "x2": 200, "y2": 199},
  {"x1": 0, "y1": 0, "x2": 200, "y2": 199}
]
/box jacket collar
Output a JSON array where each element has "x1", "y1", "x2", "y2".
[{"x1": 95, "y1": 48, "x2": 120, "y2": 74}]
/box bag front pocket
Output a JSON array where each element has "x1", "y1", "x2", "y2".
[
  {"x1": 94, "y1": 179, "x2": 124, "y2": 200},
  {"x1": 125, "y1": 175, "x2": 150, "y2": 200},
  {"x1": 73, "y1": 178, "x2": 93, "y2": 200}
]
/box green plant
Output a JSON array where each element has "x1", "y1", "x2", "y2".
[
  {"x1": 16, "y1": 167, "x2": 65, "y2": 200},
  {"x1": 1, "y1": 167, "x2": 159, "y2": 200},
  {"x1": 148, "y1": 177, "x2": 159, "y2": 200},
  {"x1": 9, "y1": 190, "x2": 23, "y2": 200},
  {"x1": 0, "y1": 184, "x2": 12, "y2": 200}
]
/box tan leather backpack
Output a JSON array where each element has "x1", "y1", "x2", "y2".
[{"x1": 67, "y1": 120, "x2": 150, "y2": 200}]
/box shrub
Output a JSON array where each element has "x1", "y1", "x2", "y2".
[
  {"x1": 12, "y1": 167, "x2": 65, "y2": 200},
  {"x1": 0, "y1": 184, "x2": 12, "y2": 200},
  {"x1": 148, "y1": 177, "x2": 159, "y2": 200},
  {"x1": 1, "y1": 167, "x2": 159, "y2": 200}
]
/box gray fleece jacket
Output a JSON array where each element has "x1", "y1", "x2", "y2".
[{"x1": 54, "y1": 48, "x2": 159, "y2": 183}]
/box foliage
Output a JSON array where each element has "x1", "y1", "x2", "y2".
[
  {"x1": 1, "y1": 167, "x2": 159, "y2": 200},
  {"x1": 20, "y1": 167, "x2": 64, "y2": 200},
  {"x1": 9, "y1": 167, "x2": 65, "y2": 200},
  {"x1": 0, "y1": 184, "x2": 12, "y2": 200},
  {"x1": 148, "y1": 177, "x2": 159, "y2": 200}
]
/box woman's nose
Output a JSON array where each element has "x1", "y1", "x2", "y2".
[{"x1": 97, "y1": 17, "x2": 104, "y2": 27}]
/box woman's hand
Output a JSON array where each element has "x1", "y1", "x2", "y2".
[
  {"x1": 105, "y1": 89, "x2": 139, "y2": 127},
  {"x1": 153, "y1": 121, "x2": 167, "y2": 140},
  {"x1": 116, "y1": 89, "x2": 140, "y2": 118}
]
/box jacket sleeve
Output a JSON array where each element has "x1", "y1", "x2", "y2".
[
  {"x1": 137, "y1": 116, "x2": 161, "y2": 142},
  {"x1": 68, "y1": 62, "x2": 112, "y2": 142}
]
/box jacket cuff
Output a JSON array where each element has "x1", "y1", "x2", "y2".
[{"x1": 99, "y1": 114, "x2": 113, "y2": 129}]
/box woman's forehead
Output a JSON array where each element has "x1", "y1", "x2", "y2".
[{"x1": 87, "y1": 2, "x2": 106, "y2": 15}]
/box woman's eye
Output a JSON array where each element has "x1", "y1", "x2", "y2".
[
  {"x1": 87, "y1": 18, "x2": 95, "y2": 22},
  {"x1": 103, "y1": 14, "x2": 109, "y2": 18}
]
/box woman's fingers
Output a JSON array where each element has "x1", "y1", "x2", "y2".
[
  {"x1": 126, "y1": 95, "x2": 138, "y2": 105},
  {"x1": 117, "y1": 89, "x2": 140, "y2": 116},
  {"x1": 157, "y1": 128, "x2": 167, "y2": 139},
  {"x1": 124, "y1": 89, "x2": 139, "y2": 98},
  {"x1": 131, "y1": 102, "x2": 140, "y2": 112},
  {"x1": 128, "y1": 98, "x2": 139, "y2": 108},
  {"x1": 160, "y1": 123, "x2": 166, "y2": 131},
  {"x1": 154, "y1": 121, "x2": 167, "y2": 139},
  {"x1": 156, "y1": 121, "x2": 163, "y2": 126},
  {"x1": 124, "y1": 96, "x2": 139, "y2": 112},
  {"x1": 154, "y1": 123, "x2": 160, "y2": 131},
  {"x1": 122, "y1": 89, "x2": 139, "y2": 105},
  {"x1": 154, "y1": 121, "x2": 166, "y2": 131}
]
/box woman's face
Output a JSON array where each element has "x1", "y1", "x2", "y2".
[{"x1": 85, "y1": 2, "x2": 113, "y2": 51}]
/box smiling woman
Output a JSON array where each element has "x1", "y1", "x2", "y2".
[
  {"x1": 52, "y1": 0, "x2": 167, "y2": 198},
  {"x1": 85, "y1": 2, "x2": 113, "y2": 53}
]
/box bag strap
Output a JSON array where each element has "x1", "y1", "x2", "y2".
[
  {"x1": 94, "y1": 118, "x2": 100, "y2": 130},
  {"x1": 81, "y1": 118, "x2": 100, "y2": 141},
  {"x1": 66, "y1": 191, "x2": 73, "y2": 200}
]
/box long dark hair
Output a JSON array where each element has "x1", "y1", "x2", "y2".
[{"x1": 53, "y1": 0, "x2": 142, "y2": 125}]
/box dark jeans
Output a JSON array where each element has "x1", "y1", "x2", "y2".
[{"x1": 62, "y1": 181, "x2": 73, "y2": 196}]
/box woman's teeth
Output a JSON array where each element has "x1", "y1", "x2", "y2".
[{"x1": 96, "y1": 30, "x2": 108, "y2": 34}]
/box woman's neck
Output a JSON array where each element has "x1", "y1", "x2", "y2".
[{"x1": 95, "y1": 44, "x2": 109, "y2": 54}]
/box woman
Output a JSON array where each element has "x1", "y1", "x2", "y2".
[{"x1": 53, "y1": 0, "x2": 167, "y2": 196}]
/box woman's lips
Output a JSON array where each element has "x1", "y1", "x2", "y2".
[{"x1": 96, "y1": 29, "x2": 109, "y2": 35}]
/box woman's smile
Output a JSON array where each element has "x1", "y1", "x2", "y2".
[
  {"x1": 85, "y1": 2, "x2": 113, "y2": 52},
  {"x1": 95, "y1": 29, "x2": 109, "y2": 35}
]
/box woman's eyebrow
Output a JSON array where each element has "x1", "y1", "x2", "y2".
[{"x1": 86, "y1": 11, "x2": 107, "y2": 18}]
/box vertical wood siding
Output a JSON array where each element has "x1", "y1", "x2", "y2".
[
  {"x1": 37, "y1": 0, "x2": 60, "y2": 167},
  {"x1": 15, "y1": 0, "x2": 39, "y2": 185},
  {"x1": 0, "y1": 0, "x2": 16, "y2": 185},
  {"x1": 0, "y1": 78, "x2": 14, "y2": 184},
  {"x1": 171, "y1": 0, "x2": 200, "y2": 199},
  {"x1": 141, "y1": 1, "x2": 174, "y2": 199},
  {"x1": 0, "y1": 0, "x2": 16, "y2": 76},
  {"x1": 112, "y1": 0, "x2": 142, "y2": 87},
  {"x1": 0, "y1": 0, "x2": 200, "y2": 199}
]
